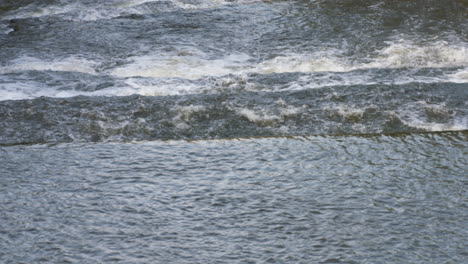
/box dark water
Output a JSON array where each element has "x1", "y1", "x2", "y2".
[
  {"x1": 0, "y1": 0, "x2": 467, "y2": 263},
  {"x1": 0, "y1": 82, "x2": 467, "y2": 145}
]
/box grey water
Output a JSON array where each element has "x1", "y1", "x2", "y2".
[
  {"x1": 0, "y1": 0, "x2": 467, "y2": 263},
  {"x1": 1, "y1": 133, "x2": 467, "y2": 263}
]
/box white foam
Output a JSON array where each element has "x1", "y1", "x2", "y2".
[
  {"x1": 3, "y1": 2, "x2": 77, "y2": 20},
  {"x1": 3, "y1": 1, "x2": 148, "y2": 21},
  {"x1": 111, "y1": 50, "x2": 350, "y2": 80},
  {"x1": 111, "y1": 0, "x2": 165, "y2": 8},
  {"x1": 0, "y1": 56, "x2": 97, "y2": 75},
  {"x1": 0, "y1": 73, "x2": 208, "y2": 101},
  {"x1": 109, "y1": 40, "x2": 468, "y2": 82},
  {"x1": 0, "y1": 79, "x2": 108, "y2": 101},
  {"x1": 234, "y1": 102, "x2": 303, "y2": 126},
  {"x1": 110, "y1": 51, "x2": 252, "y2": 80},
  {"x1": 171, "y1": 0, "x2": 261, "y2": 10},
  {"x1": 448, "y1": 67, "x2": 468, "y2": 83},
  {"x1": 334, "y1": 105, "x2": 365, "y2": 120},
  {"x1": 399, "y1": 101, "x2": 468, "y2": 132},
  {"x1": 1, "y1": 39, "x2": 466, "y2": 101},
  {"x1": 256, "y1": 41, "x2": 468, "y2": 75},
  {"x1": 402, "y1": 118, "x2": 467, "y2": 132},
  {"x1": 0, "y1": 82, "x2": 45, "y2": 101},
  {"x1": 4, "y1": 0, "x2": 261, "y2": 21},
  {"x1": 171, "y1": 105, "x2": 207, "y2": 129},
  {"x1": 368, "y1": 40, "x2": 468, "y2": 69},
  {"x1": 238, "y1": 108, "x2": 280, "y2": 125},
  {"x1": 122, "y1": 77, "x2": 211, "y2": 96},
  {"x1": 0, "y1": 84, "x2": 92, "y2": 101},
  {"x1": 110, "y1": 48, "x2": 354, "y2": 80},
  {"x1": 71, "y1": 1, "x2": 168, "y2": 22},
  {"x1": 255, "y1": 53, "x2": 350, "y2": 74}
]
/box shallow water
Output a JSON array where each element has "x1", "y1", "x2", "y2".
[
  {"x1": 1, "y1": 82, "x2": 467, "y2": 145},
  {"x1": 0, "y1": 0, "x2": 467, "y2": 263}
]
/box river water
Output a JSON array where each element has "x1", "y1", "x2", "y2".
[{"x1": 0, "y1": 0, "x2": 467, "y2": 263}]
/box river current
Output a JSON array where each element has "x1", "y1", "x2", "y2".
[{"x1": 0, "y1": 0, "x2": 467, "y2": 263}]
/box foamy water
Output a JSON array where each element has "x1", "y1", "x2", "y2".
[
  {"x1": 0, "y1": 0, "x2": 466, "y2": 136},
  {"x1": 369, "y1": 40, "x2": 468, "y2": 69},
  {"x1": 0, "y1": 56, "x2": 97, "y2": 75},
  {"x1": 398, "y1": 101, "x2": 468, "y2": 132},
  {"x1": 0, "y1": 38, "x2": 466, "y2": 101},
  {"x1": 110, "y1": 41, "x2": 468, "y2": 79},
  {"x1": 110, "y1": 52, "x2": 252, "y2": 79},
  {"x1": 448, "y1": 67, "x2": 468, "y2": 83},
  {"x1": 3, "y1": 40, "x2": 466, "y2": 79},
  {"x1": 257, "y1": 41, "x2": 468, "y2": 74},
  {"x1": 2, "y1": 0, "x2": 262, "y2": 21}
]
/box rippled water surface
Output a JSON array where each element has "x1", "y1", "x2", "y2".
[
  {"x1": 1, "y1": 132, "x2": 467, "y2": 263},
  {"x1": 0, "y1": 0, "x2": 467, "y2": 262}
]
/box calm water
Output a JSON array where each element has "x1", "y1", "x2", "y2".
[
  {"x1": 0, "y1": 0, "x2": 467, "y2": 263},
  {"x1": 1, "y1": 132, "x2": 467, "y2": 263}
]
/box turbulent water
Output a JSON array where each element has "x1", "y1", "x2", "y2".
[
  {"x1": 1, "y1": 0, "x2": 467, "y2": 143},
  {"x1": 0, "y1": 0, "x2": 467, "y2": 263}
]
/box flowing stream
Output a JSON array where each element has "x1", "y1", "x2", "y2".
[{"x1": 0, "y1": 0, "x2": 467, "y2": 263}]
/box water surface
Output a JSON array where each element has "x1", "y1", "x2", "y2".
[
  {"x1": 1, "y1": 132, "x2": 467, "y2": 263},
  {"x1": 0, "y1": 0, "x2": 467, "y2": 263}
]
